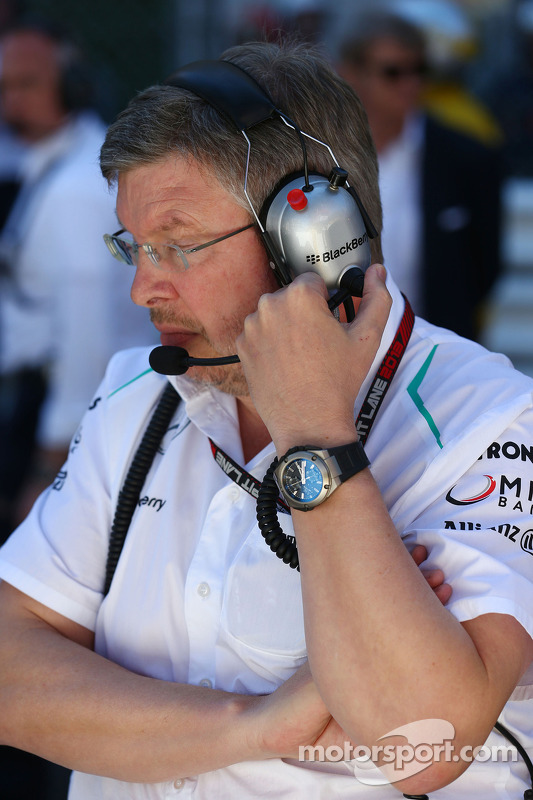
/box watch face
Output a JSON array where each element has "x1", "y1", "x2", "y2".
[{"x1": 282, "y1": 456, "x2": 326, "y2": 505}]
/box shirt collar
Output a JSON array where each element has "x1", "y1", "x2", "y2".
[{"x1": 380, "y1": 110, "x2": 425, "y2": 163}]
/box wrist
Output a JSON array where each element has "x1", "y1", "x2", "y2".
[
  {"x1": 274, "y1": 440, "x2": 369, "y2": 512},
  {"x1": 273, "y1": 425, "x2": 359, "y2": 457},
  {"x1": 236, "y1": 693, "x2": 283, "y2": 761}
]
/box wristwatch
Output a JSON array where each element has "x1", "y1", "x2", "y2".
[{"x1": 274, "y1": 441, "x2": 369, "y2": 511}]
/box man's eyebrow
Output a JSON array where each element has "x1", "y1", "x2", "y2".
[
  {"x1": 157, "y1": 214, "x2": 195, "y2": 234},
  {"x1": 114, "y1": 214, "x2": 195, "y2": 237}
]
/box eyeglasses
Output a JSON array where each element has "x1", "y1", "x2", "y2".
[
  {"x1": 372, "y1": 62, "x2": 427, "y2": 82},
  {"x1": 103, "y1": 223, "x2": 255, "y2": 272}
]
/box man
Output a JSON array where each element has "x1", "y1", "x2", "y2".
[
  {"x1": 0, "y1": 19, "x2": 156, "y2": 543},
  {"x1": 0, "y1": 39, "x2": 532, "y2": 799},
  {"x1": 336, "y1": 9, "x2": 502, "y2": 342}
]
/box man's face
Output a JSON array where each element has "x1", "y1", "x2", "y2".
[
  {"x1": 0, "y1": 31, "x2": 67, "y2": 142},
  {"x1": 116, "y1": 154, "x2": 279, "y2": 397},
  {"x1": 341, "y1": 37, "x2": 425, "y2": 127}
]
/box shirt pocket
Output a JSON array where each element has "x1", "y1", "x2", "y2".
[{"x1": 219, "y1": 525, "x2": 307, "y2": 686}]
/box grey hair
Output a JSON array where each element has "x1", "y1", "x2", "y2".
[{"x1": 100, "y1": 39, "x2": 383, "y2": 261}]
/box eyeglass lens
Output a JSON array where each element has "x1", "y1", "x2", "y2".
[{"x1": 111, "y1": 237, "x2": 136, "y2": 265}]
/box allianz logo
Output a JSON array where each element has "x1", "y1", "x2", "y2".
[{"x1": 521, "y1": 529, "x2": 533, "y2": 556}]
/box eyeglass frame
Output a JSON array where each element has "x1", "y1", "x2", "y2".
[{"x1": 103, "y1": 222, "x2": 255, "y2": 272}]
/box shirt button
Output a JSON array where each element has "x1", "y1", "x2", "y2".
[
  {"x1": 230, "y1": 487, "x2": 240, "y2": 502},
  {"x1": 197, "y1": 582, "x2": 210, "y2": 598},
  {"x1": 173, "y1": 778, "x2": 185, "y2": 791},
  {"x1": 199, "y1": 678, "x2": 212, "y2": 688}
]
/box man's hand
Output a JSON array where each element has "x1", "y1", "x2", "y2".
[
  {"x1": 250, "y1": 662, "x2": 331, "y2": 759},
  {"x1": 236, "y1": 264, "x2": 391, "y2": 454},
  {"x1": 411, "y1": 543, "x2": 452, "y2": 605}
]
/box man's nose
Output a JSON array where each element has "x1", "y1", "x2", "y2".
[{"x1": 130, "y1": 252, "x2": 178, "y2": 307}]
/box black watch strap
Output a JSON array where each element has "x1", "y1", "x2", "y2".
[
  {"x1": 326, "y1": 440, "x2": 370, "y2": 480},
  {"x1": 280, "y1": 439, "x2": 370, "y2": 482}
]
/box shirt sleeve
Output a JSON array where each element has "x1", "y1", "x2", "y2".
[
  {"x1": 0, "y1": 372, "x2": 114, "y2": 630},
  {"x1": 401, "y1": 407, "x2": 533, "y2": 640}
]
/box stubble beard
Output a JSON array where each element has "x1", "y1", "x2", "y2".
[{"x1": 150, "y1": 308, "x2": 250, "y2": 397}]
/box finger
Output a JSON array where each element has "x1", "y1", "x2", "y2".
[
  {"x1": 410, "y1": 544, "x2": 428, "y2": 567},
  {"x1": 421, "y1": 567, "x2": 446, "y2": 588},
  {"x1": 347, "y1": 263, "x2": 391, "y2": 340},
  {"x1": 433, "y1": 583, "x2": 453, "y2": 606},
  {"x1": 250, "y1": 272, "x2": 330, "y2": 325},
  {"x1": 292, "y1": 271, "x2": 330, "y2": 302}
]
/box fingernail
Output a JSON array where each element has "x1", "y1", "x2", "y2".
[{"x1": 374, "y1": 263, "x2": 387, "y2": 281}]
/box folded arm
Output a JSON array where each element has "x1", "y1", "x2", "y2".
[
  {"x1": 236, "y1": 264, "x2": 533, "y2": 794},
  {"x1": 0, "y1": 580, "x2": 332, "y2": 783}
]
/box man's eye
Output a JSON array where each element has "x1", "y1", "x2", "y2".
[{"x1": 162, "y1": 244, "x2": 182, "y2": 261}]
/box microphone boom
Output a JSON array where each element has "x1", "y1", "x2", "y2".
[{"x1": 149, "y1": 345, "x2": 240, "y2": 375}]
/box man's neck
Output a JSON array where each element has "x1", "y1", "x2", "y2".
[{"x1": 237, "y1": 397, "x2": 272, "y2": 463}]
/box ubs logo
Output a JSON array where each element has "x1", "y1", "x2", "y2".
[{"x1": 446, "y1": 474, "x2": 496, "y2": 506}]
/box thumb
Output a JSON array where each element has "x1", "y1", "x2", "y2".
[{"x1": 350, "y1": 263, "x2": 391, "y2": 334}]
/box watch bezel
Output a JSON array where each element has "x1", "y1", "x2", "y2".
[{"x1": 275, "y1": 450, "x2": 332, "y2": 511}]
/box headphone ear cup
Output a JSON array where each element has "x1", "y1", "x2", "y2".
[
  {"x1": 258, "y1": 170, "x2": 309, "y2": 287},
  {"x1": 262, "y1": 171, "x2": 372, "y2": 291}
]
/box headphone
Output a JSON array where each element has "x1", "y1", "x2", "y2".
[
  {"x1": 164, "y1": 59, "x2": 377, "y2": 290},
  {"x1": 150, "y1": 58, "x2": 378, "y2": 376}
]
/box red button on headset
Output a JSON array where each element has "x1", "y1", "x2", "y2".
[{"x1": 286, "y1": 188, "x2": 308, "y2": 210}]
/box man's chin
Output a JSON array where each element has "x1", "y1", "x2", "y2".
[{"x1": 184, "y1": 362, "x2": 250, "y2": 398}]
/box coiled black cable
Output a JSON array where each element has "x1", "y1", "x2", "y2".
[
  {"x1": 103, "y1": 383, "x2": 180, "y2": 596},
  {"x1": 256, "y1": 455, "x2": 300, "y2": 571},
  {"x1": 495, "y1": 721, "x2": 533, "y2": 799},
  {"x1": 104, "y1": 385, "x2": 533, "y2": 800}
]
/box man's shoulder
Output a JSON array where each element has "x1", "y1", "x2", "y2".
[
  {"x1": 404, "y1": 318, "x2": 533, "y2": 428},
  {"x1": 423, "y1": 113, "x2": 502, "y2": 165},
  {"x1": 102, "y1": 347, "x2": 170, "y2": 408},
  {"x1": 46, "y1": 113, "x2": 108, "y2": 189}
]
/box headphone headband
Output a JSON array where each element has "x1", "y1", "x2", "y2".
[
  {"x1": 162, "y1": 56, "x2": 375, "y2": 289},
  {"x1": 164, "y1": 60, "x2": 280, "y2": 132}
]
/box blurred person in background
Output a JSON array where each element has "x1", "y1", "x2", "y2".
[
  {"x1": 475, "y1": 0, "x2": 533, "y2": 178},
  {"x1": 231, "y1": 0, "x2": 328, "y2": 46},
  {"x1": 0, "y1": 15, "x2": 156, "y2": 800},
  {"x1": 0, "y1": 0, "x2": 27, "y2": 229},
  {"x1": 380, "y1": 0, "x2": 503, "y2": 148},
  {"x1": 336, "y1": 8, "x2": 503, "y2": 343},
  {"x1": 0, "y1": 17, "x2": 157, "y2": 549}
]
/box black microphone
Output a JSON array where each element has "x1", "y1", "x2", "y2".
[
  {"x1": 149, "y1": 268, "x2": 365, "y2": 376},
  {"x1": 149, "y1": 345, "x2": 240, "y2": 375}
]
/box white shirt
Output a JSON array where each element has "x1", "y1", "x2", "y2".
[
  {"x1": 379, "y1": 113, "x2": 424, "y2": 313},
  {"x1": 0, "y1": 124, "x2": 27, "y2": 181},
  {"x1": 1, "y1": 274, "x2": 533, "y2": 798},
  {"x1": 0, "y1": 111, "x2": 157, "y2": 447}
]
